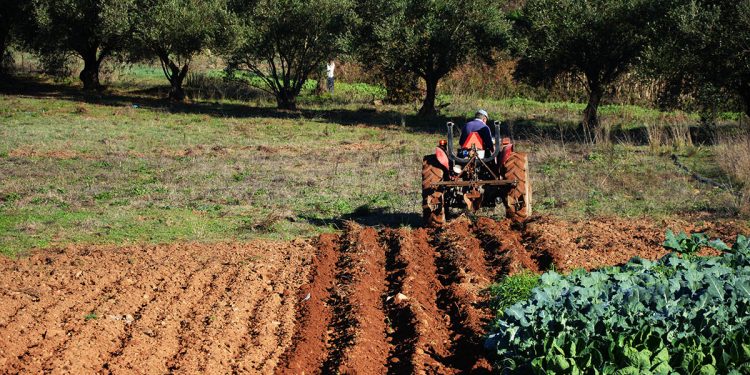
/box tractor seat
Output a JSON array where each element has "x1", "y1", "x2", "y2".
[
  {"x1": 462, "y1": 132, "x2": 485, "y2": 150},
  {"x1": 459, "y1": 132, "x2": 487, "y2": 159}
]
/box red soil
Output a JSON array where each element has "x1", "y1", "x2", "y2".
[{"x1": 1, "y1": 215, "x2": 747, "y2": 374}]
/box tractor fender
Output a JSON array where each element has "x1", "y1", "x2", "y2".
[
  {"x1": 436, "y1": 147, "x2": 450, "y2": 170},
  {"x1": 500, "y1": 139, "x2": 514, "y2": 165}
]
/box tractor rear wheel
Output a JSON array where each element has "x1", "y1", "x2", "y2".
[
  {"x1": 422, "y1": 155, "x2": 446, "y2": 227},
  {"x1": 503, "y1": 152, "x2": 532, "y2": 221}
]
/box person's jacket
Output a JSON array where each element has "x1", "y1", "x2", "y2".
[{"x1": 459, "y1": 119, "x2": 494, "y2": 151}]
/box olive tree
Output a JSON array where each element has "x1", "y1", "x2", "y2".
[
  {"x1": 30, "y1": 0, "x2": 134, "y2": 90},
  {"x1": 129, "y1": 0, "x2": 234, "y2": 101},
  {"x1": 647, "y1": 0, "x2": 750, "y2": 120},
  {"x1": 514, "y1": 0, "x2": 656, "y2": 137},
  {"x1": 0, "y1": 0, "x2": 31, "y2": 64},
  {"x1": 355, "y1": 0, "x2": 510, "y2": 116},
  {"x1": 228, "y1": 0, "x2": 354, "y2": 110}
]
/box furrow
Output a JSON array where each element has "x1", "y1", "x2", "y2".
[
  {"x1": 432, "y1": 220, "x2": 494, "y2": 373},
  {"x1": 208, "y1": 243, "x2": 311, "y2": 374},
  {"x1": 234, "y1": 264, "x2": 294, "y2": 373},
  {"x1": 0, "y1": 247, "x2": 130, "y2": 361},
  {"x1": 0, "y1": 241, "x2": 313, "y2": 374},
  {"x1": 166, "y1": 259, "x2": 241, "y2": 374},
  {"x1": 319, "y1": 229, "x2": 359, "y2": 374},
  {"x1": 254, "y1": 247, "x2": 311, "y2": 373},
  {"x1": 1, "y1": 245, "x2": 170, "y2": 373},
  {"x1": 380, "y1": 229, "x2": 417, "y2": 374},
  {"x1": 336, "y1": 226, "x2": 390, "y2": 374},
  {"x1": 275, "y1": 234, "x2": 339, "y2": 374},
  {"x1": 40, "y1": 244, "x2": 191, "y2": 373},
  {"x1": 103, "y1": 251, "x2": 220, "y2": 373},
  {"x1": 396, "y1": 228, "x2": 455, "y2": 374},
  {"x1": 473, "y1": 217, "x2": 539, "y2": 276}
]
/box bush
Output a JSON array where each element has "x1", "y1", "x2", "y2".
[
  {"x1": 485, "y1": 232, "x2": 750, "y2": 374},
  {"x1": 185, "y1": 72, "x2": 271, "y2": 102}
]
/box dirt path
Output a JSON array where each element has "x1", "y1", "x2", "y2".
[{"x1": 1, "y1": 216, "x2": 747, "y2": 373}]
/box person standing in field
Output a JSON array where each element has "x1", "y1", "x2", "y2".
[{"x1": 326, "y1": 60, "x2": 335, "y2": 94}]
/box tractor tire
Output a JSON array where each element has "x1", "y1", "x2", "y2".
[
  {"x1": 503, "y1": 152, "x2": 532, "y2": 221},
  {"x1": 422, "y1": 155, "x2": 446, "y2": 227}
]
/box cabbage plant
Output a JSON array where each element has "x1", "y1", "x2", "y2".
[{"x1": 486, "y1": 233, "x2": 750, "y2": 374}]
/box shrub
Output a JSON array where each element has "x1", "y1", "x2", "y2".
[
  {"x1": 485, "y1": 233, "x2": 750, "y2": 374},
  {"x1": 185, "y1": 72, "x2": 270, "y2": 102}
]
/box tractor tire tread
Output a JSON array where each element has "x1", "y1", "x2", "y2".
[
  {"x1": 503, "y1": 152, "x2": 532, "y2": 221},
  {"x1": 422, "y1": 155, "x2": 446, "y2": 227}
]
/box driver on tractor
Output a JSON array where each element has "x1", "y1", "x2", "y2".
[{"x1": 459, "y1": 109, "x2": 494, "y2": 152}]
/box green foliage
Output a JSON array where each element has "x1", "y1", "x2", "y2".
[
  {"x1": 228, "y1": 0, "x2": 354, "y2": 109},
  {"x1": 662, "y1": 229, "x2": 731, "y2": 257},
  {"x1": 646, "y1": 0, "x2": 750, "y2": 119},
  {"x1": 129, "y1": 0, "x2": 234, "y2": 100},
  {"x1": 84, "y1": 312, "x2": 98, "y2": 321},
  {"x1": 486, "y1": 232, "x2": 750, "y2": 374},
  {"x1": 28, "y1": 0, "x2": 136, "y2": 88},
  {"x1": 514, "y1": 0, "x2": 660, "y2": 131},
  {"x1": 0, "y1": 0, "x2": 29, "y2": 66},
  {"x1": 353, "y1": 0, "x2": 511, "y2": 115},
  {"x1": 488, "y1": 271, "x2": 540, "y2": 314}
]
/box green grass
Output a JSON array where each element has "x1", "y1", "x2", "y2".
[
  {"x1": 0, "y1": 93, "x2": 428, "y2": 255},
  {"x1": 529, "y1": 143, "x2": 740, "y2": 219},
  {"x1": 84, "y1": 312, "x2": 99, "y2": 321},
  {"x1": 0, "y1": 74, "x2": 747, "y2": 256},
  {"x1": 488, "y1": 271, "x2": 540, "y2": 315}
]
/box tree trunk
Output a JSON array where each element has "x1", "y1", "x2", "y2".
[
  {"x1": 169, "y1": 63, "x2": 189, "y2": 102},
  {"x1": 314, "y1": 68, "x2": 326, "y2": 95},
  {"x1": 276, "y1": 88, "x2": 297, "y2": 110},
  {"x1": 418, "y1": 76, "x2": 439, "y2": 117},
  {"x1": 158, "y1": 53, "x2": 190, "y2": 102},
  {"x1": 583, "y1": 84, "x2": 602, "y2": 142},
  {"x1": 79, "y1": 48, "x2": 102, "y2": 91}
]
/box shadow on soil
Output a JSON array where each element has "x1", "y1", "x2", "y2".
[{"x1": 300, "y1": 207, "x2": 422, "y2": 229}]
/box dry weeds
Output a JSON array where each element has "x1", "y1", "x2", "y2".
[{"x1": 715, "y1": 133, "x2": 750, "y2": 213}]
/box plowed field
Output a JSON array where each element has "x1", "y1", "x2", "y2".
[{"x1": 1, "y1": 216, "x2": 747, "y2": 374}]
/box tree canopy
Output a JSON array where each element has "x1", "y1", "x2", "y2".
[
  {"x1": 0, "y1": 0, "x2": 30, "y2": 68},
  {"x1": 228, "y1": 0, "x2": 354, "y2": 110},
  {"x1": 514, "y1": 0, "x2": 657, "y2": 137},
  {"x1": 129, "y1": 0, "x2": 234, "y2": 101},
  {"x1": 647, "y1": 0, "x2": 750, "y2": 120},
  {"x1": 356, "y1": 0, "x2": 511, "y2": 116},
  {"x1": 29, "y1": 0, "x2": 135, "y2": 89},
  {"x1": 4, "y1": 0, "x2": 749, "y2": 121}
]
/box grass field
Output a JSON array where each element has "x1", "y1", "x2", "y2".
[{"x1": 0, "y1": 73, "x2": 747, "y2": 256}]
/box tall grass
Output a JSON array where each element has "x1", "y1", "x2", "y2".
[
  {"x1": 715, "y1": 133, "x2": 750, "y2": 213},
  {"x1": 645, "y1": 112, "x2": 695, "y2": 152}
]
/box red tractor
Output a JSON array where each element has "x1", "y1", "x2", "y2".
[{"x1": 421, "y1": 121, "x2": 532, "y2": 226}]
